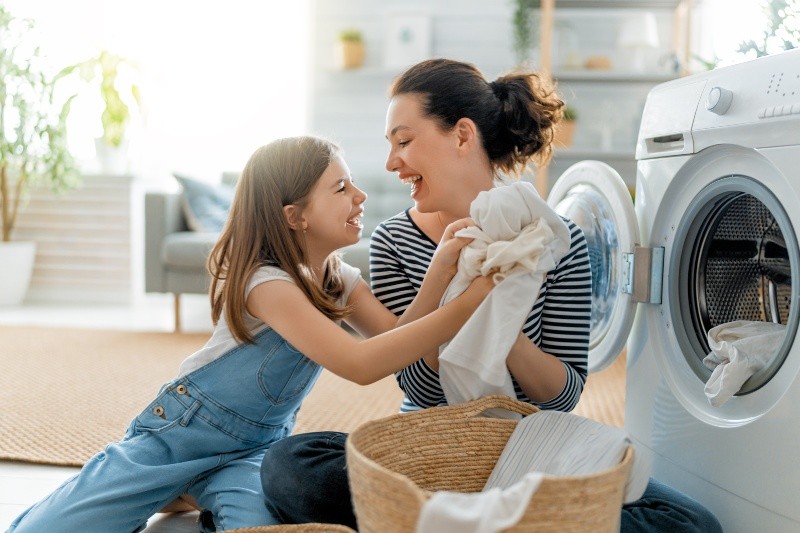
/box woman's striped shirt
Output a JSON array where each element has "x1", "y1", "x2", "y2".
[{"x1": 369, "y1": 209, "x2": 592, "y2": 413}]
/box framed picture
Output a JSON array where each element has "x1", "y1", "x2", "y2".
[{"x1": 384, "y1": 11, "x2": 432, "y2": 70}]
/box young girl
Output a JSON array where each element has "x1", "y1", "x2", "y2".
[{"x1": 7, "y1": 136, "x2": 491, "y2": 533}]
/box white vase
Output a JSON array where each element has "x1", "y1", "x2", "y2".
[
  {"x1": 0, "y1": 241, "x2": 36, "y2": 306},
  {"x1": 95, "y1": 138, "x2": 130, "y2": 175}
]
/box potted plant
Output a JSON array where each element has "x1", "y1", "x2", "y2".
[
  {"x1": 553, "y1": 105, "x2": 577, "y2": 148},
  {"x1": 77, "y1": 50, "x2": 141, "y2": 174},
  {"x1": 737, "y1": 0, "x2": 798, "y2": 58},
  {"x1": 336, "y1": 28, "x2": 365, "y2": 69},
  {"x1": 512, "y1": 0, "x2": 540, "y2": 65},
  {"x1": 0, "y1": 5, "x2": 80, "y2": 305}
]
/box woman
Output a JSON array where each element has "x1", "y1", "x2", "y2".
[{"x1": 261, "y1": 60, "x2": 722, "y2": 533}]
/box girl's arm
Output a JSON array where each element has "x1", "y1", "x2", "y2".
[
  {"x1": 246, "y1": 274, "x2": 492, "y2": 386},
  {"x1": 345, "y1": 218, "x2": 476, "y2": 339}
]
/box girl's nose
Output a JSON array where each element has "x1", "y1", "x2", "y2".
[{"x1": 354, "y1": 184, "x2": 367, "y2": 204}]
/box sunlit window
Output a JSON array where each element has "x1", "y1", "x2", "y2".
[{"x1": 4, "y1": 0, "x2": 310, "y2": 184}]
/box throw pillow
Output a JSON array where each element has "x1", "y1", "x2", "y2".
[{"x1": 173, "y1": 173, "x2": 234, "y2": 232}]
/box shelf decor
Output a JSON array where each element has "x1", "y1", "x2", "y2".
[
  {"x1": 553, "y1": 106, "x2": 577, "y2": 148},
  {"x1": 337, "y1": 29, "x2": 365, "y2": 69},
  {"x1": 384, "y1": 11, "x2": 432, "y2": 69}
]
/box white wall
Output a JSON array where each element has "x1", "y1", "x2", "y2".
[{"x1": 4, "y1": 0, "x2": 311, "y2": 188}]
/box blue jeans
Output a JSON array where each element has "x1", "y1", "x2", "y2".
[
  {"x1": 261, "y1": 431, "x2": 723, "y2": 532},
  {"x1": 9, "y1": 328, "x2": 322, "y2": 533}
]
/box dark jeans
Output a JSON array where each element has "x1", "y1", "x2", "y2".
[{"x1": 261, "y1": 431, "x2": 723, "y2": 532}]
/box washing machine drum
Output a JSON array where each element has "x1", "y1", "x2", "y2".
[{"x1": 673, "y1": 176, "x2": 798, "y2": 394}]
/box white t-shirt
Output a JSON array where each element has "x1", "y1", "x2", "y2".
[{"x1": 177, "y1": 262, "x2": 362, "y2": 377}]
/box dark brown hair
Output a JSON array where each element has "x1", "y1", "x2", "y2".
[
  {"x1": 208, "y1": 136, "x2": 351, "y2": 344},
  {"x1": 390, "y1": 58, "x2": 565, "y2": 175}
]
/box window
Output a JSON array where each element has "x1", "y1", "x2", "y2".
[{"x1": 6, "y1": 0, "x2": 310, "y2": 182}]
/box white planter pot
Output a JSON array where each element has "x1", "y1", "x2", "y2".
[
  {"x1": 0, "y1": 241, "x2": 36, "y2": 306},
  {"x1": 95, "y1": 138, "x2": 130, "y2": 175}
]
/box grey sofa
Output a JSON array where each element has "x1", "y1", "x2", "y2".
[{"x1": 144, "y1": 176, "x2": 411, "y2": 331}]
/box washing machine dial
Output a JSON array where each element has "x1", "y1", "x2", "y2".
[{"x1": 707, "y1": 86, "x2": 733, "y2": 115}]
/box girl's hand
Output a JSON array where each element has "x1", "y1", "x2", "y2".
[
  {"x1": 460, "y1": 273, "x2": 495, "y2": 308},
  {"x1": 431, "y1": 217, "x2": 477, "y2": 277}
]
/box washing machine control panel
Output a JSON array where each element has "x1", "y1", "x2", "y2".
[
  {"x1": 637, "y1": 49, "x2": 800, "y2": 158},
  {"x1": 706, "y1": 86, "x2": 733, "y2": 115}
]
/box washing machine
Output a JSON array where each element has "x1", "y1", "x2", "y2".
[{"x1": 547, "y1": 48, "x2": 800, "y2": 532}]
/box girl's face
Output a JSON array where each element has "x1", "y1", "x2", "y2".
[
  {"x1": 384, "y1": 93, "x2": 464, "y2": 214},
  {"x1": 300, "y1": 155, "x2": 367, "y2": 255}
]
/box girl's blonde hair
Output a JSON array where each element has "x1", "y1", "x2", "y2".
[{"x1": 208, "y1": 136, "x2": 352, "y2": 344}]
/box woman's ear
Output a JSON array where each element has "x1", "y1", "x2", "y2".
[
  {"x1": 454, "y1": 117, "x2": 478, "y2": 150},
  {"x1": 283, "y1": 204, "x2": 307, "y2": 231}
]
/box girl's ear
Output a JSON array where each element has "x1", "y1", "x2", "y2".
[
  {"x1": 454, "y1": 117, "x2": 478, "y2": 150},
  {"x1": 283, "y1": 204, "x2": 307, "y2": 231}
]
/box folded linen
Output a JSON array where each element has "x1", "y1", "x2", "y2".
[
  {"x1": 416, "y1": 410, "x2": 648, "y2": 533},
  {"x1": 703, "y1": 320, "x2": 787, "y2": 407},
  {"x1": 438, "y1": 182, "x2": 571, "y2": 414}
]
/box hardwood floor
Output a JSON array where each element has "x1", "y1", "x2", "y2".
[{"x1": 0, "y1": 294, "x2": 213, "y2": 531}]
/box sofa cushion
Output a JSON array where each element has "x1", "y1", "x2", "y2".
[
  {"x1": 173, "y1": 173, "x2": 234, "y2": 232},
  {"x1": 162, "y1": 232, "x2": 218, "y2": 269}
]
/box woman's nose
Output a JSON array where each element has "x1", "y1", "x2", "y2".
[{"x1": 385, "y1": 149, "x2": 399, "y2": 172}]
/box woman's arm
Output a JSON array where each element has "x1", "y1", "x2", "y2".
[
  {"x1": 507, "y1": 220, "x2": 592, "y2": 411},
  {"x1": 247, "y1": 275, "x2": 492, "y2": 386}
]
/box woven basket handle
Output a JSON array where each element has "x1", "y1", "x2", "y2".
[{"x1": 449, "y1": 395, "x2": 538, "y2": 419}]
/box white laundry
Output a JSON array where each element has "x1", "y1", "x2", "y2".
[
  {"x1": 438, "y1": 182, "x2": 571, "y2": 415},
  {"x1": 703, "y1": 320, "x2": 787, "y2": 407},
  {"x1": 416, "y1": 411, "x2": 648, "y2": 533},
  {"x1": 415, "y1": 472, "x2": 544, "y2": 533}
]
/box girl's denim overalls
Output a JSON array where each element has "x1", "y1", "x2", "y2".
[{"x1": 8, "y1": 327, "x2": 321, "y2": 533}]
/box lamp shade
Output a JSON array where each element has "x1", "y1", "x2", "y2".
[{"x1": 618, "y1": 12, "x2": 659, "y2": 49}]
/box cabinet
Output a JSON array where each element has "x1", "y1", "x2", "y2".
[
  {"x1": 534, "y1": 0, "x2": 694, "y2": 194},
  {"x1": 14, "y1": 174, "x2": 142, "y2": 304}
]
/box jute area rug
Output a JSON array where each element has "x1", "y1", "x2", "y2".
[{"x1": 0, "y1": 325, "x2": 624, "y2": 467}]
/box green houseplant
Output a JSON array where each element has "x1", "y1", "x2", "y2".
[
  {"x1": 77, "y1": 50, "x2": 141, "y2": 173},
  {"x1": 737, "y1": 0, "x2": 798, "y2": 58},
  {"x1": 512, "y1": 0, "x2": 540, "y2": 65},
  {"x1": 0, "y1": 5, "x2": 80, "y2": 304}
]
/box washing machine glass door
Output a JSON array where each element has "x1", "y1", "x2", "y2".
[{"x1": 547, "y1": 160, "x2": 638, "y2": 373}]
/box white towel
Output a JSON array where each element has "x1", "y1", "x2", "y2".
[
  {"x1": 703, "y1": 320, "x2": 787, "y2": 407},
  {"x1": 415, "y1": 472, "x2": 544, "y2": 533},
  {"x1": 438, "y1": 182, "x2": 571, "y2": 414},
  {"x1": 416, "y1": 411, "x2": 648, "y2": 533}
]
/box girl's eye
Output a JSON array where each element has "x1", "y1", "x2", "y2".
[{"x1": 337, "y1": 185, "x2": 346, "y2": 193}]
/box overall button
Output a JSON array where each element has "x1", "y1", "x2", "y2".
[
  {"x1": 176, "y1": 385, "x2": 188, "y2": 395},
  {"x1": 153, "y1": 405, "x2": 166, "y2": 419}
]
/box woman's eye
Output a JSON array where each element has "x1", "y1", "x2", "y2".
[{"x1": 398, "y1": 140, "x2": 410, "y2": 147}]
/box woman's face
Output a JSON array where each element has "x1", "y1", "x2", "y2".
[{"x1": 384, "y1": 93, "x2": 464, "y2": 214}]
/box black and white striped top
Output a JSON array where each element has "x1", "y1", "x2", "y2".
[{"x1": 370, "y1": 209, "x2": 591, "y2": 413}]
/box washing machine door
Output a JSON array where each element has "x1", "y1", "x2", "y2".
[{"x1": 547, "y1": 160, "x2": 638, "y2": 373}]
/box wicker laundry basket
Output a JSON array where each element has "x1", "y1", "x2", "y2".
[
  {"x1": 226, "y1": 525, "x2": 356, "y2": 533},
  {"x1": 346, "y1": 395, "x2": 633, "y2": 533}
]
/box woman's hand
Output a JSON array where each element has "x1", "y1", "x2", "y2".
[{"x1": 430, "y1": 217, "x2": 477, "y2": 280}]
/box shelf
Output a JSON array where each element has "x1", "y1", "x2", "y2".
[
  {"x1": 551, "y1": 0, "x2": 681, "y2": 8},
  {"x1": 554, "y1": 69, "x2": 678, "y2": 83},
  {"x1": 554, "y1": 148, "x2": 634, "y2": 159}
]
